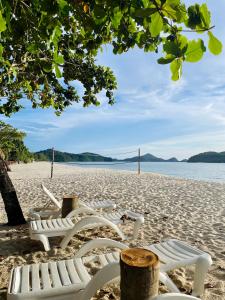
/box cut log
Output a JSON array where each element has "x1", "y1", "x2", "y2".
[
  {"x1": 120, "y1": 247, "x2": 160, "y2": 300},
  {"x1": 62, "y1": 195, "x2": 79, "y2": 217}
]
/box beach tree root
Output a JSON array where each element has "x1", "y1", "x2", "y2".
[{"x1": 0, "y1": 157, "x2": 26, "y2": 225}]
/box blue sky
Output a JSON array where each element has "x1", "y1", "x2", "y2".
[{"x1": 2, "y1": 0, "x2": 225, "y2": 160}]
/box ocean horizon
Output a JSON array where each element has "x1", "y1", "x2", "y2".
[{"x1": 61, "y1": 161, "x2": 225, "y2": 183}]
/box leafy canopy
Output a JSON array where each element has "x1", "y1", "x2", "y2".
[
  {"x1": 0, "y1": 121, "x2": 32, "y2": 162},
  {"x1": 0, "y1": 0, "x2": 222, "y2": 116}
]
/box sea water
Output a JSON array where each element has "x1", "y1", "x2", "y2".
[{"x1": 62, "y1": 162, "x2": 225, "y2": 183}]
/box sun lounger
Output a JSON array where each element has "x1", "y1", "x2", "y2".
[
  {"x1": 29, "y1": 184, "x2": 116, "y2": 220},
  {"x1": 153, "y1": 294, "x2": 201, "y2": 300},
  {"x1": 7, "y1": 238, "x2": 211, "y2": 300},
  {"x1": 29, "y1": 208, "x2": 145, "y2": 251}
]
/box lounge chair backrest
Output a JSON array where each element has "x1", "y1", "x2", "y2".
[
  {"x1": 153, "y1": 294, "x2": 200, "y2": 300},
  {"x1": 41, "y1": 184, "x2": 61, "y2": 209}
]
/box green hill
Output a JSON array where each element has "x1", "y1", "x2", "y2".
[
  {"x1": 124, "y1": 153, "x2": 179, "y2": 162},
  {"x1": 188, "y1": 151, "x2": 225, "y2": 163},
  {"x1": 34, "y1": 149, "x2": 114, "y2": 162}
]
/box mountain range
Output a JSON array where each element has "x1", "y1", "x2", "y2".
[
  {"x1": 34, "y1": 149, "x2": 179, "y2": 162},
  {"x1": 34, "y1": 149, "x2": 225, "y2": 163}
]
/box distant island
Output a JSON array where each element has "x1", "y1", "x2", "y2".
[
  {"x1": 34, "y1": 149, "x2": 225, "y2": 163},
  {"x1": 124, "y1": 153, "x2": 178, "y2": 162},
  {"x1": 34, "y1": 149, "x2": 114, "y2": 162},
  {"x1": 188, "y1": 151, "x2": 225, "y2": 163},
  {"x1": 34, "y1": 149, "x2": 179, "y2": 162}
]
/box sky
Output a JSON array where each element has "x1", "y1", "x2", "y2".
[{"x1": 2, "y1": 0, "x2": 225, "y2": 160}]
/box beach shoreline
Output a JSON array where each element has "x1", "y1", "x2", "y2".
[{"x1": 0, "y1": 162, "x2": 224, "y2": 299}]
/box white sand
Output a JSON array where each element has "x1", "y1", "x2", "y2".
[{"x1": 0, "y1": 162, "x2": 225, "y2": 299}]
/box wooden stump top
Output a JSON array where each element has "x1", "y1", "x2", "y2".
[
  {"x1": 121, "y1": 248, "x2": 159, "y2": 268},
  {"x1": 63, "y1": 195, "x2": 79, "y2": 200}
]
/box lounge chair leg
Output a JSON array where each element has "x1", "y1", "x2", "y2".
[
  {"x1": 192, "y1": 254, "x2": 212, "y2": 296},
  {"x1": 35, "y1": 234, "x2": 51, "y2": 251},
  {"x1": 133, "y1": 217, "x2": 144, "y2": 239}
]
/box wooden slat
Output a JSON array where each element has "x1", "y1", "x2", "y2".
[
  {"x1": 21, "y1": 265, "x2": 30, "y2": 292},
  {"x1": 31, "y1": 264, "x2": 40, "y2": 291},
  {"x1": 40, "y1": 263, "x2": 52, "y2": 289},
  {"x1": 49, "y1": 261, "x2": 62, "y2": 287},
  {"x1": 65, "y1": 259, "x2": 82, "y2": 284}
]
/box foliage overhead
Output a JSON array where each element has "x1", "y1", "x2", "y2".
[
  {"x1": 0, "y1": 0, "x2": 222, "y2": 116},
  {"x1": 0, "y1": 121, "x2": 32, "y2": 162}
]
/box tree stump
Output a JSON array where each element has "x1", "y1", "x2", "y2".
[
  {"x1": 120, "y1": 248, "x2": 160, "y2": 300},
  {"x1": 62, "y1": 195, "x2": 79, "y2": 217}
]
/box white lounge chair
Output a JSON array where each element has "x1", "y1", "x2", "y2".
[
  {"x1": 29, "y1": 184, "x2": 117, "y2": 220},
  {"x1": 153, "y1": 294, "x2": 201, "y2": 300},
  {"x1": 7, "y1": 238, "x2": 211, "y2": 300},
  {"x1": 29, "y1": 207, "x2": 145, "y2": 251}
]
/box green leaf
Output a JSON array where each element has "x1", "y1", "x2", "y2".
[
  {"x1": 200, "y1": 4, "x2": 211, "y2": 28},
  {"x1": 166, "y1": 0, "x2": 180, "y2": 5},
  {"x1": 50, "y1": 25, "x2": 62, "y2": 48},
  {"x1": 158, "y1": 55, "x2": 175, "y2": 64},
  {"x1": 0, "y1": 11, "x2": 6, "y2": 33},
  {"x1": 208, "y1": 31, "x2": 223, "y2": 55},
  {"x1": 135, "y1": 8, "x2": 157, "y2": 18},
  {"x1": 93, "y1": 6, "x2": 105, "y2": 18},
  {"x1": 27, "y1": 44, "x2": 39, "y2": 54},
  {"x1": 163, "y1": 40, "x2": 180, "y2": 56},
  {"x1": 170, "y1": 59, "x2": 182, "y2": 81},
  {"x1": 0, "y1": 44, "x2": 3, "y2": 58},
  {"x1": 142, "y1": 0, "x2": 149, "y2": 8},
  {"x1": 54, "y1": 52, "x2": 64, "y2": 64},
  {"x1": 42, "y1": 61, "x2": 52, "y2": 73},
  {"x1": 57, "y1": 0, "x2": 68, "y2": 10},
  {"x1": 111, "y1": 7, "x2": 123, "y2": 29},
  {"x1": 149, "y1": 12, "x2": 163, "y2": 37},
  {"x1": 185, "y1": 39, "x2": 205, "y2": 62},
  {"x1": 54, "y1": 64, "x2": 62, "y2": 78}
]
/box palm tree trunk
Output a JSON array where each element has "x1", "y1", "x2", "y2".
[{"x1": 0, "y1": 157, "x2": 26, "y2": 225}]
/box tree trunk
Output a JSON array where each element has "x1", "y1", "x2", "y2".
[
  {"x1": 62, "y1": 195, "x2": 79, "y2": 218},
  {"x1": 0, "y1": 157, "x2": 26, "y2": 225},
  {"x1": 120, "y1": 248, "x2": 160, "y2": 300}
]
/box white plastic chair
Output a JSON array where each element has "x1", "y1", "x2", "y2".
[
  {"x1": 7, "y1": 238, "x2": 211, "y2": 300},
  {"x1": 29, "y1": 207, "x2": 144, "y2": 251},
  {"x1": 152, "y1": 294, "x2": 200, "y2": 300},
  {"x1": 74, "y1": 238, "x2": 212, "y2": 297},
  {"x1": 29, "y1": 184, "x2": 117, "y2": 220}
]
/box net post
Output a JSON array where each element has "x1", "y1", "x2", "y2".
[
  {"x1": 138, "y1": 148, "x2": 141, "y2": 175},
  {"x1": 51, "y1": 147, "x2": 54, "y2": 179}
]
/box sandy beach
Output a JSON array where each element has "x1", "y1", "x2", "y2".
[{"x1": 0, "y1": 162, "x2": 225, "y2": 299}]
